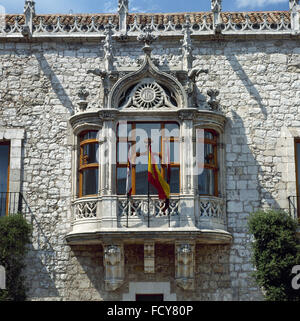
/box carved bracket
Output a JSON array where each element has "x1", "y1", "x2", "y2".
[
  {"x1": 175, "y1": 241, "x2": 195, "y2": 290},
  {"x1": 104, "y1": 244, "x2": 124, "y2": 291}
]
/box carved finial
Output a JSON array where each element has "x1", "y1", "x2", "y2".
[
  {"x1": 76, "y1": 86, "x2": 89, "y2": 113},
  {"x1": 22, "y1": 0, "x2": 35, "y2": 37},
  {"x1": 118, "y1": 0, "x2": 128, "y2": 35},
  {"x1": 103, "y1": 18, "x2": 114, "y2": 71},
  {"x1": 207, "y1": 89, "x2": 220, "y2": 110},
  {"x1": 137, "y1": 25, "x2": 158, "y2": 55},
  {"x1": 289, "y1": 0, "x2": 299, "y2": 9},
  {"x1": 181, "y1": 15, "x2": 193, "y2": 70},
  {"x1": 290, "y1": 0, "x2": 300, "y2": 33},
  {"x1": 211, "y1": 0, "x2": 222, "y2": 12},
  {"x1": 211, "y1": 0, "x2": 222, "y2": 33}
]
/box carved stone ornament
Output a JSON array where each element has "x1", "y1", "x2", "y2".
[
  {"x1": 75, "y1": 86, "x2": 89, "y2": 113},
  {"x1": 144, "y1": 242, "x2": 155, "y2": 274},
  {"x1": 108, "y1": 44, "x2": 188, "y2": 110},
  {"x1": 207, "y1": 89, "x2": 220, "y2": 111},
  {"x1": 104, "y1": 244, "x2": 124, "y2": 291},
  {"x1": 175, "y1": 242, "x2": 195, "y2": 290},
  {"x1": 120, "y1": 78, "x2": 177, "y2": 110}
]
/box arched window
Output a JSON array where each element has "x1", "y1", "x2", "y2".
[
  {"x1": 78, "y1": 131, "x2": 99, "y2": 197},
  {"x1": 198, "y1": 129, "x2": 219, "y2": 196}
]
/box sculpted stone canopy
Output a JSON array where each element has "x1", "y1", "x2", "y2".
[{"x1": 108, "y1": 46, "x2": 188, "y2": 110}]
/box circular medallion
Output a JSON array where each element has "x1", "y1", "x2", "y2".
[{"x1": 133, "y1": 80, "x2": 164, "y2": 109}]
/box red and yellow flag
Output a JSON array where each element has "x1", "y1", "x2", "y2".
[{"x1": 148, "y1": 145, "x2": 170, "y2": 200}]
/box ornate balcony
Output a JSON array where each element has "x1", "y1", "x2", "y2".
[{"x1": 66, "y1": 194, "x2": 232, "y2": 245}]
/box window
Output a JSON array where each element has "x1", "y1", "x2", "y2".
[
  {"x1": 116, "y1": 122, "x2": 180, "y2": 195},
  {"x1": 78, "y1": 131, "x2": 99, "y2": 197},
  {"x1": 198, "y1": 129, "x2": 219, "y2": 196},
  {"x1": 0, "y1": 141, "x2": 10, "y2": 216}
]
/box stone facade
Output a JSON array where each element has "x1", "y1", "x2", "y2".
[{"x1": 0, "y1": 0, "x2": 299, "y2": 301}]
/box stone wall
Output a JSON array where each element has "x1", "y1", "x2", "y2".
[{"x1": 0, "y1": 36, "x2": 299, "y2": 300}]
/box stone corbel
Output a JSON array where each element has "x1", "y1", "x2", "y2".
[
  {"x1": 175, "y1": 241, "x2": 195, "y2": 290},
  {"x1": 144, "y1": 242, "x2": 155, "y2": 273},
  {"x1": 103, "y1": 244, "x2": 124, "y2": 291}
]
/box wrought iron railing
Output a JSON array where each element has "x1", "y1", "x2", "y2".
[
  {"x1": 0, "y1": 192, "x2": 33, "y2": 217},
  {"x1": 288, "y1": 196, "x2": 300, "y2": 221}
]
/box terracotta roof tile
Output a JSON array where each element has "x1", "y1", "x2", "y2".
[{"x1": 4, "y1": 11, "x2": 293, "y2": 26}]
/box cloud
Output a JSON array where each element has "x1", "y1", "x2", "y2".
[{"x1": 236, "y1": 0, "x2": 287, "y2": 9}]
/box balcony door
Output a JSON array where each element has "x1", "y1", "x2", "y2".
[{"x1": 0, "y1": 142, "x2": 10, "y2": 216}]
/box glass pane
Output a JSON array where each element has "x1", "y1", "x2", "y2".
[
  {"x1": 165, "y1": 167, "x2": 180, "y2": 193},
  {"x1": 135, "y1": 164, "x2": 157, "y2": 195},
  {"x1": 82, "y1": 143, "x2": 98, "y2": 165},
  {"x1": 0, "y1": 144, "x2": 9, "y2": 216},
  {"x1": 164, "y1": 123, "x2": 180, "y2": 138},
  {"x1": 0, "y1": 144, "x2": 9, "y2": 193},
  {"x1": 204, "y1": 131, "x2": 214, "y2": 140},
  {"x1": 118, "y1": 122, "x2": 132, "y2": 138},
  {"x1": 297, "y1": 143, "x2": 300, "y2": 193},
  {"x1": 117, "y1": 167, "x2": 127, "y2": 195},
  {"x1": 204, "y1": 143, "x2": 215, "y2": 165},
  {"x1": 117, "y1": 142, "x2": 128, "y2": 164},
  {"x1": 198, "y1": 168, "x2": 215, "y2": 195},
  {"x1": 163, "y1": 141, "x2": 180, "y2": 164},
  {"x1": 81, "y1": 131, "x2": 97, "y2": 141},
  {"x1": 82, "y1": 168, "x2": 98, "y2": 196}
]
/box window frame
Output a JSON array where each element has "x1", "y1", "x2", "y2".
[
  {"x1": 116, "y1": 121, "x2": 180, "y2": 196},
  {"x1": 78, "y1": 130, "x2": 99, "y2": 198},
  {"x1": 0, "y1": 141, "x2": 11, "y2": 216},
  {"x1": 198, "y1": 129, "x2": 219, "y2": 197},
  {"x1": 294, "y1": 138, "x2": 300, "y2": 218}
]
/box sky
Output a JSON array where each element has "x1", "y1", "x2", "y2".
[{"x1": 0, "y1": 0, "x2": 290, "y2": 15}]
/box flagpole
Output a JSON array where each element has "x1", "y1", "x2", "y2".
[{"x1": 147, "y1": 140, "x2": 150, "y2": 228}]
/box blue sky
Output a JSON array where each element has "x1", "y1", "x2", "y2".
[{"x1": 0, "y1": 0, "x2": 290, "y2": 14}]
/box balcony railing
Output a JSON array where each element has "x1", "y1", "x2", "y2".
[
  {"x1": 288, "y1": 196, "x2": 300, "y2": 221},
  {"x1": 118, "y1": 195, "x2": 180, "y2": 228},
  {"x1": 0, "y1": 192, "x2": 33, "y2": 217}
]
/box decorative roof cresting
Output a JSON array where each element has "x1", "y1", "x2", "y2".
[{"x1": 0, "y1": 0, "x2": 299, "y2": 37}]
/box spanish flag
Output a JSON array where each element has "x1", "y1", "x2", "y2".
[{"x1": 148, "y1": 144, "x2": 170, "y2": 200}]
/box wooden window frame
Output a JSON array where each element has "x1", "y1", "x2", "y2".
[
  {"x1": 116, "y1": 122, "x2": 180, "y2": 196},
  {"x1": 78, "y1": 131, "x2": 99, "y2": 198},
  {"x1": 198, "y1": 129, "x2": 219, "y2": 197}
]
